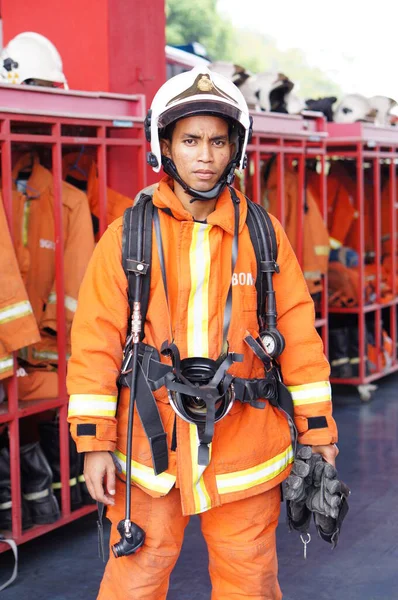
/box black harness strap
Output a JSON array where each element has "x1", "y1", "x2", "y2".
[
  {"x1": 245, "y1": 199, "x2": 278, "y2": 329},
  {"x1": 121, "y1": 195, "x2": 168, "y2": 475}
]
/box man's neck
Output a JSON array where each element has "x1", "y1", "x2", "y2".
[{"x1": 173, "y1": 181, "x2": 217, "y2": 221}]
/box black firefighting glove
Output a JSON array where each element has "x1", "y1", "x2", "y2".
[
  {"x1": 305, "y1": 460, "x2": 350, "y2": 548},
  {"x1": 285, "y1": 445, "x2": 323, "y2": 533}
]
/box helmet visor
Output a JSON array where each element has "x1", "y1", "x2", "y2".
[{"x1": 158, "y1": 100, "x2": 243, "y2": 130}]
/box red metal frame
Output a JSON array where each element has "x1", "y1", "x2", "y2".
[
  {"x1": 0, "y1": 84, "x2": 146, "y2": 552},
  {"x1": 246, "y1": 110, "x2": 329, "y2": 350},
  {"x1": 326, "y1": 122, "x2": 398, "y2": 385}
]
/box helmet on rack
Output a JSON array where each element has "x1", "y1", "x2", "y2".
[
  {"x1": 0, "y1": 32, "x2": 68, "y2": 88},
  {"x1": 368, "y1": 95, "x2": 397, "y2": 127},
  {"x1": 145, "y1": 66, "x2": 252, "y2": 200},
  {"x1": 256, "y1": 72, "x2": 294, "y2": 113},
  {"x1": 333, "y1": 94, "x2": 376, "y2": 124}
]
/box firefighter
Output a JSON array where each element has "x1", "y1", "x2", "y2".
[{"x1": 67, "y1": 67, "x2": 338, "y2": 599}]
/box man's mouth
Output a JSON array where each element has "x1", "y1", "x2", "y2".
[{"x1": 194, "y1": 170, "x2": 216, "y2": 180}]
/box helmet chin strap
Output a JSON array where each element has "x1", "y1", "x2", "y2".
[{"x1": 161, "y1": 156, "x2": 239, "y2": 202}]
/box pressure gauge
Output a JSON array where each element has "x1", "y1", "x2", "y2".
[{"x1": 260, "y1": 329, "x2": 285, "y2": 358}]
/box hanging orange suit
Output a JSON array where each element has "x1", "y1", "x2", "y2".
[
  {"x1": 62, "y1": 152, "x2": 133, "y2": 239},
  {"x1": 262, "y1": 160, "x2": 330, "y2": 295},
  {"x1": 9, "y1": 154, "x2": 95, "y2": 400},
  {"x1": 67, "y1": 179, "x2": 337, "y2": 599}
]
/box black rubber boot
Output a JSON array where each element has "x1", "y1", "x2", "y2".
[
  {"x1": 348, "y1": 326, "x2": 371, "y2": 377},
  {"x1": 329, "y1": 328, "x2": 352, "y2": 378},
  {"x1": 20, "y1": 442, "x2": 60, "y2": 524},
  {"x1": 38, "y1": 420, "x2": 83, "y2": 511},
  {"x1": 0, "y1": 447, "x2": 33, "y2": 531}
]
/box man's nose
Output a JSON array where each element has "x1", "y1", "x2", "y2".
[{"x1": 198, "y1": 142, "x2": 213, "y2": 162}]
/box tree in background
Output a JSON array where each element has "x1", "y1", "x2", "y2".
[
  {"x1": 166, "y1": 0, "x2": 233, "y2": 60},
  {"x1": 165, "y1": 0, "x2": 341, "y2": 100}
]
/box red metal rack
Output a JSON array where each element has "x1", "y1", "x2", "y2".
[
  {"x1": 325, "y1": 122, "x2": 398, "y2": 394},
  {"x1": 0, "y1": 83, "x2": 147, "y2": 552},
  {"x1": 246, "y1": 109, "x2": 329, "y2": 350}
]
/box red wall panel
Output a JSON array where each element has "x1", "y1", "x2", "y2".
[
  {"x1": 2, "y1": 0, "x2": 110, "y2": 92},
  {"x1": 1, "y1": 0, "x2": 166, "y2": 101}
]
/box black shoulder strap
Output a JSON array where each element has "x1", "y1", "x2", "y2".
[
  {"x1": 122, "y1": 193, "x2": 154, "y2": 339},
  {"x1": 245, "y1": 199, "x2": 278, "y2": 327}
]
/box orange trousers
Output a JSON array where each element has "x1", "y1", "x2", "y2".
[{"x1": 98, "y1": 478, "x2": 282, "y2": 600}]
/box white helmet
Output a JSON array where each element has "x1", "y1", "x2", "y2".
[
  {"x1": 369, "y1": 95, "x2": 397, "y2": 126},
  {"x1": 334, "y1": 94, "x2": 376, "y2": 123},
  {"x1": 145, "y1": 66, "x2": 252, "y2": 200},
  {"x1": 0, "y1": 32, "x2": 68, "y2": 88},
  {"x1": 255, "y1": 72, "x2": 294, "y2": 113}
]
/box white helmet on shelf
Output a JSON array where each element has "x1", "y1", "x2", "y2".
[
  {"x1": 333, "y1": 93, "x2": 376, "y2": 123},
  {"x1": 368, "y1": 95, "x2": 397, "y2": 127},
  {"x1": 145, "y1": 65, "x2": 252, "y2": 200},
  {"x1": 0, "y1": 32, "x2": 68, "y2": 88}
]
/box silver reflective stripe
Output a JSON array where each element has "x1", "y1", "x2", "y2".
[
  {"x1": 23, "y1": 488, "x2": 50, "y2": 501},
  {"x1": 304, "y1": 270, "x2": 322, "y2": 280},
  {"x1": 0, "y1": 356, "x2": 13, "y2": 374},
  {"x1": 0, "y1": 300, "x2": 33, "y2": 324},
  {"x1": 47, "y1": 292, "x2": 78, "y2": 313},
  {"x1": 0, "y1": 500, "x2": 12, "y2": 510}
]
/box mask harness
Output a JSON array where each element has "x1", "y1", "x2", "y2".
[{"x1": 107, "y1": 187, "x2": 293, "y2": 559}]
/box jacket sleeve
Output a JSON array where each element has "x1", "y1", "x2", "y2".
[
  {"x1": 0, "y1": 198, "x2": 40, "y2": 380},
  {"x1": 67, "y1": 218, "x2": 128, "y2": 452},
  {"x1": 270, "y1": 214, "x2": 338, "y2": 446}
]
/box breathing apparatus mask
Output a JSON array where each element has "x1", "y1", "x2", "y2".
[{"x1": 144, "y1": 66, "x2": 252, "y2": 201}]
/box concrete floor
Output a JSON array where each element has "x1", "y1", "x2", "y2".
[{"x1": 1, "y1": 374, "x2": 397, "y2": 600}]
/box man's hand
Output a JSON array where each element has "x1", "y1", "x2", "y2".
[
  {"x1": 311, "y1": 443, "x2": 339, "y2": 466},
  {"x1": 84, "y1": 451, "x2": 116, "y2": 505}
]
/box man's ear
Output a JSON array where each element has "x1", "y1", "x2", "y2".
[{"x1": 160, "y1": 139, "x2": 172, "y2": 158}]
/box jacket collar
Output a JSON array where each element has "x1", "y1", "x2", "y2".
[
  {"x1": 12, "y1": 155, "x2": 53, "y2": 199},
  {"x1": 152, "y1": 176, "x2": 247, "y2": 235}
]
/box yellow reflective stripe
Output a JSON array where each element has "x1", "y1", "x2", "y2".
[
  {"x1": 52, "y1": 478, "x2": 78, "y2": 490},
  {"x1": 0, "y1": 355, "x2": 13, "y2": 374},
  {"x1": 22, "y1": 199, "x2": 31, "y2": 247},
  {"x1": 331, "y1": 358, "x2": 349, "y2": 366},
  {"x1": 189, "y1": 424, "x2": 212, "y2": 514},
  {"x1": 31, "y1": 349, "x2": 71, "y2": 361},
  {"x1": 47, "y1": 293, "x2": 78, "y2": 313},
  {"x1": 68, "y1": 394, "x2": 117, "y2": 417},
  {"x1": 0, "y1": 300, "x2": 33, "y2": 324},
  {"x1": 329, "y1": 237, "x2": 342, "y2": 249},
  {"x1": 287, "y1": 381, "x2": 331, "y2": 406},
  {"x1": 314, "y1": 245, "x2": 330, "y2": 256},
  {"x1": 188, "y1": 223, "x2": 212, "y2": 357},
  {"x1": 216, "y1": 445, "x2": 294, "y2": 494},
  {"x1": 114, "y1": 449, "x2": 175, "y2": 495}
]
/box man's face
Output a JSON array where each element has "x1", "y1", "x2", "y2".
[{"x1": 160, "y1": 115, "x2": 235, "y2": 192}]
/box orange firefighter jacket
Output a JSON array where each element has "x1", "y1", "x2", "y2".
[
  {"x1": 10, "y1": 156, "x2": 95, "y2": 366},
  {"x1": 0, "y1": 197, "x2": 40, "y2": 380},
  {"x1": 262, "y1": 161, "x2": 330, "y2": 295},
  {"x1": 307, "y1": 169, "x2": 357, "y2": 250},
  {"x1": 67, "y1": 178, "x2": 337, "y2": 516},
  {"x1": 62, "y1": 153, "x2": 133, "y2": 238}
]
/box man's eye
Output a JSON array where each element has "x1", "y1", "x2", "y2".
[
  {"x1": 184, "y1": 139, "x2": 195, "y2": 145},
  {"x1": 213, "y1": 140, "x2": 225, "y2": 147}
]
